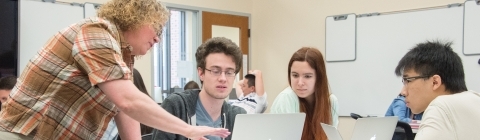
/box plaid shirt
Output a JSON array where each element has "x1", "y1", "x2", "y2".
[{"x1": 0, "y1": 17, "x2": 134, "y2": 140}]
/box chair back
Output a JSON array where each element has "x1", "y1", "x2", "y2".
[
  {"x1": 350, "y1": 113, "x2": 363, "y2": 120},
  {"x1": 396, "y1": 121, "x2": 414, "y2": 140}
]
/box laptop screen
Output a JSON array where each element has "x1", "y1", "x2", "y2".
[{"x1": 231, "y1": 113, "x2": 306, "y2": 140}]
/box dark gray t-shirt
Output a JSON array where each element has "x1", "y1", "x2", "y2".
[{"x1": 196, "y1": 98, "x2": 222, "y2": 140}]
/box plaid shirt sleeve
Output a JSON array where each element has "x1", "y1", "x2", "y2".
[{"x1": 72, "y1": 23, "x2": 132, "y2": 86}]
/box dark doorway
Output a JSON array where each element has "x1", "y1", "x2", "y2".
[{"x1": 0, "y1": 0, "x2": 18, "y2": 78}]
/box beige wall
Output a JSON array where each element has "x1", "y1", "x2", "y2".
[
  {"x1": 251, "y1": 0, "x2": 463, "y2": 139},
  {"x1": 57, "y1": 0, "x2": 464, "y2": 139}
]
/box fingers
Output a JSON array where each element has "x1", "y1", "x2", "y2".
[
  {"x1": 193, "y1": 126, "x2": 230, "y2": 139},
  {"x1": 208, "y1": 128, "x2": 230, "y2": 138}
]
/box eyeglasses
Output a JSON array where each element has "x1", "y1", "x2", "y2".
[
  {"x1": 402, "y1": 75, "x2": 431, "y2": 85},
  {"x1": 205, "y1": 68, "x2": 236, "y2": 77}
]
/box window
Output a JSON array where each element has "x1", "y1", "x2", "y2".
[{"x1": 154, "y1": 9, "x2": 199, "y2": 98}]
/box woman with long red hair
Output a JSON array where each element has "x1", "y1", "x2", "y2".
[{"x1": 271, "y1": 47, "x2": 339, "y2": 140}]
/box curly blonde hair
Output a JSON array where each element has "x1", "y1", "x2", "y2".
[{"x1": 97, "y1": 0, "x2": 170, "y2": 33}]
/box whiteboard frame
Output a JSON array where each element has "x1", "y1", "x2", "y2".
[
  {"x1": 462, "y1": 0, "x2": 480, "y2": 56},
  {"x1": 325, "y1": 13, "x2": 357, "y2": 62}
]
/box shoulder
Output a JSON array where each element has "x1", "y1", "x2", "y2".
[
  {"x1": 76, "y1": 18, "x2": 116, "y2": 34},
  {"x1": 226, "y1": 104, "x2": 247, "y2": 115},
  {"x1": 276, "y1": 87, "x2": 297, "y2": 100},
  {"x1": 163, "y1": 90, "x2": 199, "y2": 106},
  {"x1": 271, "y1": 87, "x2": 299, "y2": 113},
  {"x1": 430, "y1": 91, "x2": 478, "y2": 107},
  {"x1": 329, "y1": 94, "x2": 338, "y2": 102},
  {"x1": 163, "y1": 92, "x2": 184, "y2": 103},
  {"x1": 329, "y1": 94, "x2": 339, "y2": 107},
  {"x1": 423, "y1": 91, "x2": 479, "y2": 118},
  {"x1": 81, "y1": 17, "x2": 117, "y2": 30}
]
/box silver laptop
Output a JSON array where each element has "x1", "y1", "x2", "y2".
[
  {"x1": 321, "y1": 116, "x2": 398, "y2": 140},
  {"x1": 231, "y1": 113, "x2": 306, "y2": 140}
]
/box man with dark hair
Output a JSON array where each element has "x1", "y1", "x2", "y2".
[
  {"x1": 395, "y1": 41, "x2": 480, "y2": 139},
  {"x1": 0, "y1": 76, "x2": 16, "y2": 104},
  {"x1": 231, "y1": 70, "x2": 267, "y2": 114},
  {"x1": 152, "y1": 37, "x2": 247, "y2": 140}
]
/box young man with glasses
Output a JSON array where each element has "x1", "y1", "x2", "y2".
[
  {"x1": 395, "y1": 41, "x2": 480, "y2": 139},
  {"x1": 152, "y1": 37, "x2": 247, "y2": 140}
]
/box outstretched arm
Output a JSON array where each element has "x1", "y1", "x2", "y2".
[
  {"x1": 236, "y1": 80, "x2": 244, "y2": 98},
  {"x1": 98, "y1": 80, "x2": 230, "y2": 139}
]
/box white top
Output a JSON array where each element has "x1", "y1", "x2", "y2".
[
  {"x1": 231, "y1": 92, "x2": 268, "y2": 114},
  {"x1": 415, "y1": 90, "x2": 480, "y2": 140}
]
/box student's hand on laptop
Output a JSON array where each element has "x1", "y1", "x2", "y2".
[{"x1": 185, "y1": 126, "x2": 230, "y2": 140}]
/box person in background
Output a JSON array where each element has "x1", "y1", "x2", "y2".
[
  {"x1": 0, "y1": 0, "x2": 229, "y2": 139},
  {"x1": 231, "y1": 70, "x2": 267, "y2": 114},
  {"x1": 0, "y1": 76, "x2": 16, "y2": 112},
  {"x1": 184, "y1": 81, "x2": 200, "y2": 90},
  {"x1": 152, "y1": 37, "x2": 247, "y2": 140},
  {"x1": 270, "y1": 47, "x2": 339, "y2": 140},
  {"x1": 386, "y1": 93, "x2": 423, "y2": 140},
  {"x1": 385, "y1": 94, "x2": 423, "y2": 123},
  {"x1": 395, "y1": 41, "x2": 480, "y2": 139}
]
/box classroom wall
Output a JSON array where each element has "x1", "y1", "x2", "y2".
[{"x1": 250, "y1": 0, "x2": 463, "y2": 139}]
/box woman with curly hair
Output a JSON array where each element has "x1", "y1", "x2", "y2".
[{"x1": 0, "y1": 0, "x2": 229, "y2": 140}]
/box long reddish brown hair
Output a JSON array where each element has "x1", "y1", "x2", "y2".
[{"x1": 288, "y1": 47, "x2": 332, "y2": 140}]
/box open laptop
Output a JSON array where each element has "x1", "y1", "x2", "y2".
[
  {"x1": 231, "y1": 113, "x2": 306, "y2": 140},
  {"x1": 321, "y1": 116, "x2": 398, "y2": 140}
]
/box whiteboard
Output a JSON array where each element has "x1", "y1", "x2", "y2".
[
  {"x1": 325, "y1": 14, "x2": 356, "y2": 62},
  {"x1": 327, "y1": 6, "x2": 480, "y2": 116},
  {"x1": 19, "y1": 0, "x2": 84, "y2": 74},
  {"x1": 463, "y1": 0, "x2": 480, "y2": 55}
]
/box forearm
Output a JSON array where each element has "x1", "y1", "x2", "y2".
[
  {"x1": 99, "y1": 80, "x2": 193, "y2": 137},
  {"x1": 255, "y1": 73, "x2": 265, "y2": 96},
  {"x1": 235, "y1": 83, "x2": 243, "y2": 98},
  {"x1": 122, "y1": 92, "x2": 192, "y2": 137},
  {"x1": 115, "y1": 111, "x2": 141, "y2": 140}
]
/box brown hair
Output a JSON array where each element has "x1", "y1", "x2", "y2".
[
  {"x1": 0, "y1": 76, "x2": 16, "y2": 90},
  {"x1": 195, "y1": 37, "x2": 243, "y2": 84},
  {"x1": 97, "y1": 0, "x2": 170, "y2": 33},
  {"x1": 288, "y1": 47, "x2": 332, "y2": 140}
]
